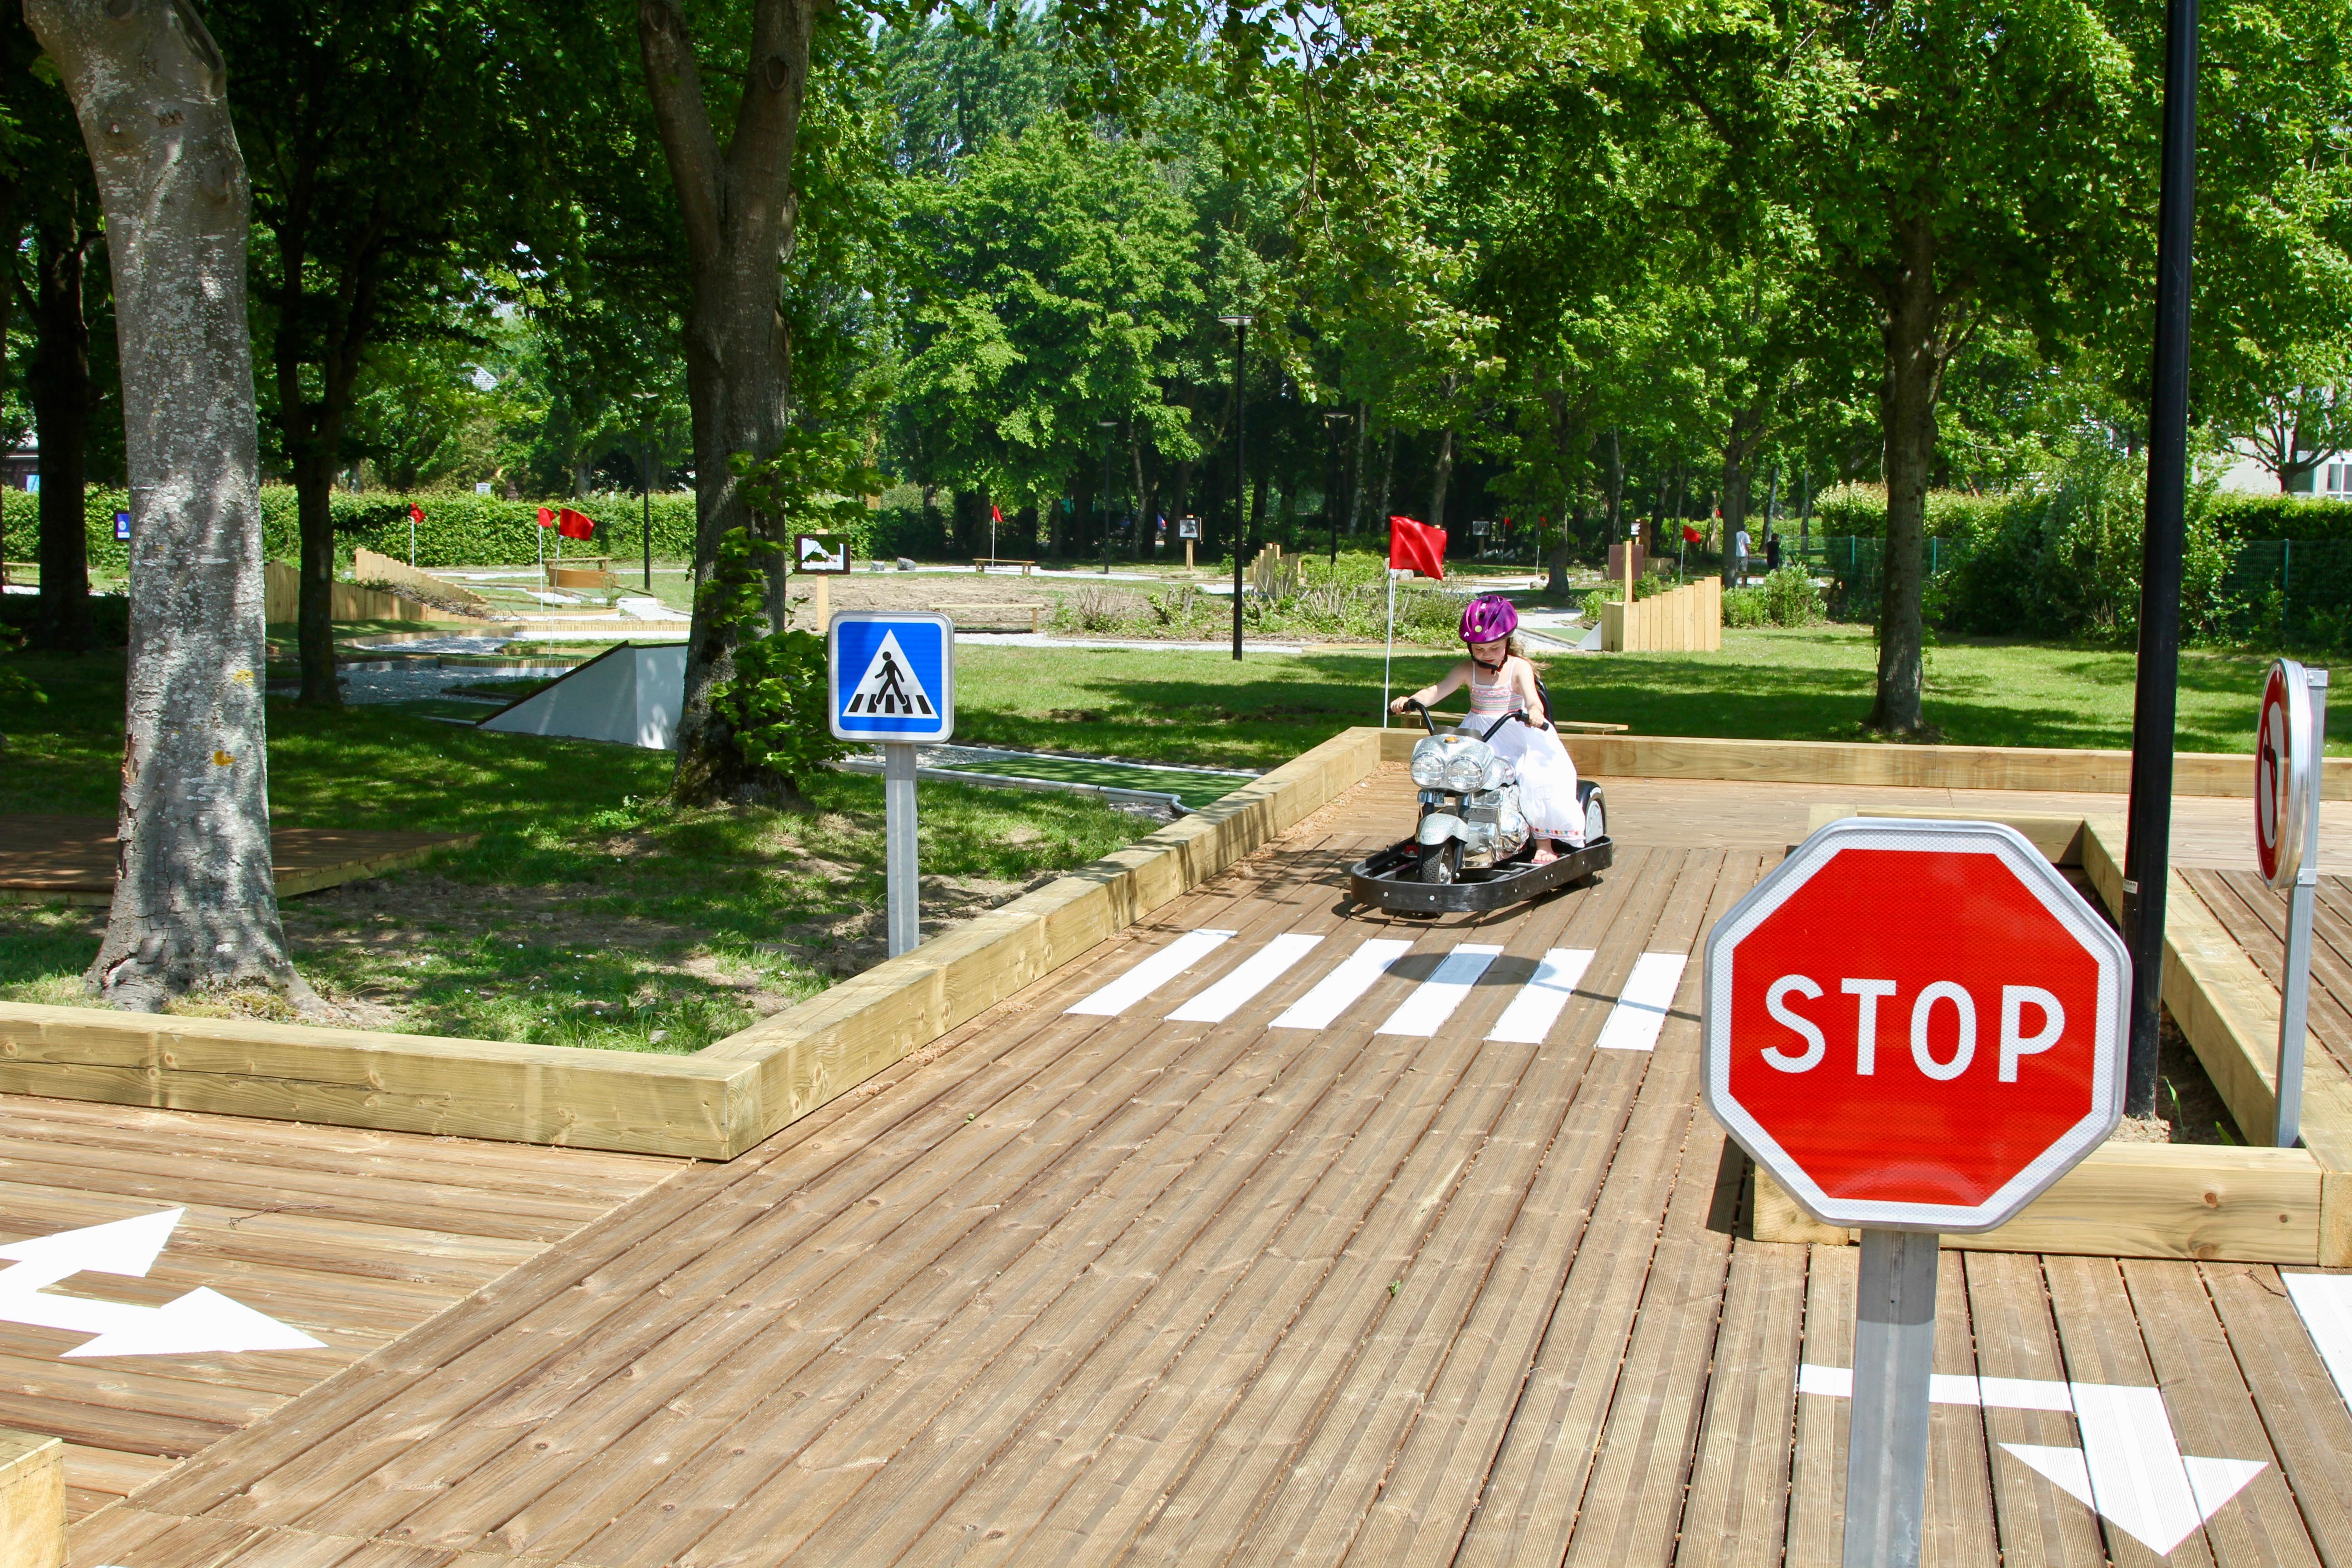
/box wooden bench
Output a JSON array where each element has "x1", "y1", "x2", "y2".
[
  {"x1": 974, "y1": 558, "x2": 1037, "y2": 576},
  {"x1": 933, "y1": 600, "x2": 1049, "y2": 632},
  {"x1": 547, "y1": 558, "x2": 619, "y2": 591}
]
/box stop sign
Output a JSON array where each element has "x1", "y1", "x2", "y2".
[{"x1": 1703, "y1": 818, "x2": 2130, "y2": 1232}]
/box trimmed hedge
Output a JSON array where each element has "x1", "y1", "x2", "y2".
[{"x1": 73, "y1": 487, "x2": 974, "y2": 576}]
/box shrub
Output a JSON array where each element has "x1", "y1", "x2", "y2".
[
  {"x1": 718, "y1": 628, "x2": 849, "y2": 787},
  {"x1": 1761, "y1": 564, "x2": 1824, "y2": 626},
  {"x1": 1722, "y1": 586, "x2": 1769, "y2": 627}
]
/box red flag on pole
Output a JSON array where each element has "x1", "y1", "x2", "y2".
[
  {"x1": 536, "y1": 506, "x2": 555, "y2": 529},
  {"x1": 556, "y1": 507, "x2": 596, "y2": 540},
  {"x1": 990, "y1": 505, "x2": 1004, "y2": 524},
  {"x1": 1387, "y1": 514, "x2": 1446, "y2": 579},
  {"x1": 1683, "y1": 523, "x2": 1703, "y2": 545},
  {"x1": 409, "y1": 503, "x2": 424, "y2": 526}
]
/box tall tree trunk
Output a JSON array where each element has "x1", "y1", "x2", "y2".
[
  {"x1": 1427, "y1": 426, "x2": 1455, "y2": 528},
  {"x1": 1866, "y1": 222, "x2": 1956, "y2": 735},
  {"x1": 27, "y1": 0, "x2": 313, "y2": 1011},
  {"x1": 291, "y1": 441, "x2": 341, "y2": 703},
  {"x1": 25, "y1": 213, "x2": 93, "y2": 652},
  {"x1": 1604, "y1": 428, "x2": 1624, "y2": 539},
  {"x1": 1374, "y1": 427, "x2": 1396, "y2": 530},
  {"x1": 639, "y1": 0, "x2": 816, "y2": 805}
]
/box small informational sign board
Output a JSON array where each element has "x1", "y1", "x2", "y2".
[
  {"x1": 113, "y1": 511, "x2": 131, "y2": 541},
  {"x1": 1176, "y1": 516, "x2": 1201, "y2": 540},
  {"x1": 795, "y1": 533, "x2": 853, "y2": 574},
  {"x1": 2257, "y1": 657, "x2": 2329, "y2": 1148},
  {"x1": 1704, "y1": 816, "x2": 2129, "y2": 1568},
  {"x1": 1470, "y1": 517, "x2": 1490, "y2": 537}
]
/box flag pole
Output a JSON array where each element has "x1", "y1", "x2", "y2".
[{"x1": 1382, "y1": 566, "x2": 1396, "y2": 727}]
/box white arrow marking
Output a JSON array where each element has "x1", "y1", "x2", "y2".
[
  {"x1": 0, "y1": 1210, "x2": 323, "y2": 1358},
  {"x1": 2283, "y1": 1272, "x2": 2352, "y2": 1416},
  {"x1": 1800, "y1": 1364, "x2": 2265, "y2": 1554}
]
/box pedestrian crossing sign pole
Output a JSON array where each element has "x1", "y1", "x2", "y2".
[{"x1": 828, "y1": 612, "x2": 956, "y2": 958}]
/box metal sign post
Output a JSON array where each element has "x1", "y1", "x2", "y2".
[
  {"x1": 1704, "y1": 818, "x2": 2130, "y2": 1568},
  {"x1": 828, "y1": 612, "x2": 955, "y2": 960},
  {"x1": 2259, "y1": 659, "x2": 2328, "y2": 1146}
]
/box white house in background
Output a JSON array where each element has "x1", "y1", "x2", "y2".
[{"x1": 2211, "y1": 436, "x2": 2352, "y2": 498}]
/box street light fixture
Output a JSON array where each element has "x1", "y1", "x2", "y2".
[
  {"x1": 1098, "y1": 419, "x2": 1118, "y2": 576},
  {"x1": 1218, "y1": 315, "x2": 1253, "y2": 660}
]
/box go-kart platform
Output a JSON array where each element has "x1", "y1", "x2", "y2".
[{"x1": 40, "y1": 767, "x2": 2352, "y2": 1566}]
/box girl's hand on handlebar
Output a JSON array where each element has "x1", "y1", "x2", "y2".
[{"x1": 1389, "y1": 696, "x2": 1412, "y2": 714}]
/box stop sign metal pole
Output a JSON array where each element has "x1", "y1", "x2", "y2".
[
  {"x1": 2274, "y1": 666, "x2": 2329, "y2": 1147},
  {"x1": 1847, "y1": 1230, "x2": 1938, "y2": 1568}
]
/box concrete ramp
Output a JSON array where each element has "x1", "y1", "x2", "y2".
[{"x1": 479, "y1": 642, "x2": 686, "y2": 749}]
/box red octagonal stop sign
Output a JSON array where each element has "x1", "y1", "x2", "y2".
[{"x1": 1703, "y1": 818, "x2": 2130, "y2": 1232}]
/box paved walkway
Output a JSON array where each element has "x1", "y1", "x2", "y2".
[{"x1": 58, "y1": 773, "x2": 2352, "y2": 1566}]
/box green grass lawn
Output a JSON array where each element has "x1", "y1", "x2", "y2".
[
  {"x1": 0, "y1": 650, "x2": 1144, "y2": 1049},
  {"x1": 947, "y1": 626, "x2": 2330, "y2": 769}
]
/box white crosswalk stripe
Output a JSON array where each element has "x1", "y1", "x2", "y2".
[
  {"x1": 1376, "y1": 944, "x2": 1504, "y2": 1036},
  {"x1": 1591, "y1": 952, "x2": 1687, "y2": 1052},
  {"x1": 1486, "y1": 948, "x2": 1597, "y2": 1043},
  {"x1": 1271, "y1": 939, "x2": 1415, "y2": 1030},
  {"x1": 1064, "y1": 929, "x2": 1236, "y2": 1016},
  {"x1": 1165, "y1": 933, "x2": 1324, "y2": 1023}
]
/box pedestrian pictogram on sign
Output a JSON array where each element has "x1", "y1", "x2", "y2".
[
  {"x1": 843, "y1": 632, "x2": 935, "y2": 718},
  {"x1": 828, "y1": 613, "x2": 954, "y2": 744}
]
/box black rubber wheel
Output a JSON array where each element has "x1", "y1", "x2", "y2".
[
  {"x1": 1416, "y1": 838, "x2": 1462, "y2": 884},
  {"x1": 1579, "y1": 782, "x2": 1607, "y2": 846}
]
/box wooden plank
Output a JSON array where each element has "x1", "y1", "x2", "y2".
[
  {"x1": 1675, "y1": 1239, "x2": 1806, "y2": 1568},
  {"x1": 373, "y1": 858, "x2": 1357, "y2": 1559},
  {"x1": 1547, "y1": 736, "x2": 2352, "y2": 799},
  {"x1": 0, "y1": 1429, "x2": 64, "y2": 1568},
  {"x1": 1783, "y1": 1242, "x2": 1852, "y2": 1566},
  {"x1": 2121, "y1": 1259, "x2": 2322, "y2": 1567},
  {"x1": 1753, "y1": 1142, "x2": 2326, "y2": 1263},
  {"x1": 2202, "y1": 1264, "x2": 2352, "y2": 1564},
  {"x1": 1959, "y1": 1250, "x2": 2107, "y2": 1567},
  {"x1": 866, "y1": 859, "x2": 1657, "y2": 1568},
  {"x1": 2042, "y1": 1255, "x2": 2220, "y2": 1568}
]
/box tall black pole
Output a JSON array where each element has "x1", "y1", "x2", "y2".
[
  {"x1": 2122, "y1": 0, "x2": 2199, "y2": 1120},
  {"x1": 1100, "y1": 421, "x2": 1116, "y2": 577},
  {"x1": 1229, "y1": 319, "x2": 1248, "y2": 661}
]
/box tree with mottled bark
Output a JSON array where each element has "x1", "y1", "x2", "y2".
[
  {"x1": 22, "y1": 0, "x2": 315, "y2": 1011},
  {"x1": 635, "y1": 0, "x2": 828, "y2": 805}
]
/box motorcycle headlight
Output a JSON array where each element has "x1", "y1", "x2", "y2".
[
  {"x1": 1410, "y1": 739, "x2": 1450, "y2": 788},
  {"x1": 1445, "y1": 745, "x2": 1491, "y2": 792}
]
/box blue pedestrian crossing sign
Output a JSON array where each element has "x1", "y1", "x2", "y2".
[{"x1": 828, "y1": 612, "x2": 955, "y2": 742}]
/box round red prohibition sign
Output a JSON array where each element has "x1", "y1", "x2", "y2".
[
  {"x1": 1702, "y1": 818, "x2": 2130, "y2": 1232},
  {"x1": 2257, "y1": 658, "x2": 2313, "y2": 888}
]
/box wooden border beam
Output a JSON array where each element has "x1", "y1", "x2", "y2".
[{"x1": 0, "y1": 1430, "x2": 64, "y2": 1568}]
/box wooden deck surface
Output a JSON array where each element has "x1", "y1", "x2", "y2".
[
  {"x1": 0, "y1": 1095, "x2": 681, "y2": 1524},
  {"x1": 59, "y1": 769, "x2": 2352, "y2": 1567},
  {"x1": 0, "y1": 817, "x2": 477, "y2": 903},
  {"x1": 2182, "y1": 866, "x2": 2352, "y2": 1083}
]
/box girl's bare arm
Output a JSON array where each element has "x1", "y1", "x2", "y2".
[{"x1": 1390, "y1": 659, "x2": 1473, "y2": 713}]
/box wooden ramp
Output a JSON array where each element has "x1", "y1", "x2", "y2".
[
  {"x1": 56, "y1": 773, "x2": 2352, "y2": 1566},
  {"x1": 0, "y1": 1095, "x2": 681, "y2": 1523},
  {"x1": 0, "y1": 817, "x2": 477, "y2": 904}
]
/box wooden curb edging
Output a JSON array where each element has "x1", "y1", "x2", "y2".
[
  {"x1": 1755, "y1": 803, "x2": 2352, "y2": 1265},
  {"x1": 0, "y1": 727, "x2": 1379, "y2": 1161},
  {"x1": 0, "y1": 1430, "x2": 64, "y2": 1568}
]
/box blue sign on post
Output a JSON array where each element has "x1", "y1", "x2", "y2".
[{"x1": 828, "y1": 612, "x2": 955, "y2": 744}]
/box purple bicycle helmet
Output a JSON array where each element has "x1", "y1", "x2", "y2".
[{"x1": 1459, "y1": 594, "x2": 1519, "y2": 645}]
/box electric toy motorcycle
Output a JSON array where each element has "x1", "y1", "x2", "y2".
[{"x1": 1346, "y1": 699, "x2": 1613, "y2": 915}]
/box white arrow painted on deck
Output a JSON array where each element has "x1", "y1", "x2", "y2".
[
  {"x1": 1799, "y1": 1364, "x2": 2264, "y2": 1555},
  {"x1": 0, "y1": 1210, "x2": 323, "y2": 1358}
]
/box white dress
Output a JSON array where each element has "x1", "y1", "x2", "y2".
[{"x1": 1461, "y1": 662, "x2": 1585, "y2": 847}]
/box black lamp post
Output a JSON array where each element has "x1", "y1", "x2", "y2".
[
  {"x1": 1098, "y1": 418, "x2": 1117, "y2": 576},
  {"x1": 2121, "y1": 0, "x2": 2201, "y2": 1119},
  {"x1": 1219, "y1": 315, "x2": 1252, "y2": 660},
  {"x1": 1323, "y1": 410, "x2": 1350, "y2": 567}
]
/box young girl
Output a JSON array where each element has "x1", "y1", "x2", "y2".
[{"x1": 1388, "y1": 595, "x2": 1585, "y2": 862}]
